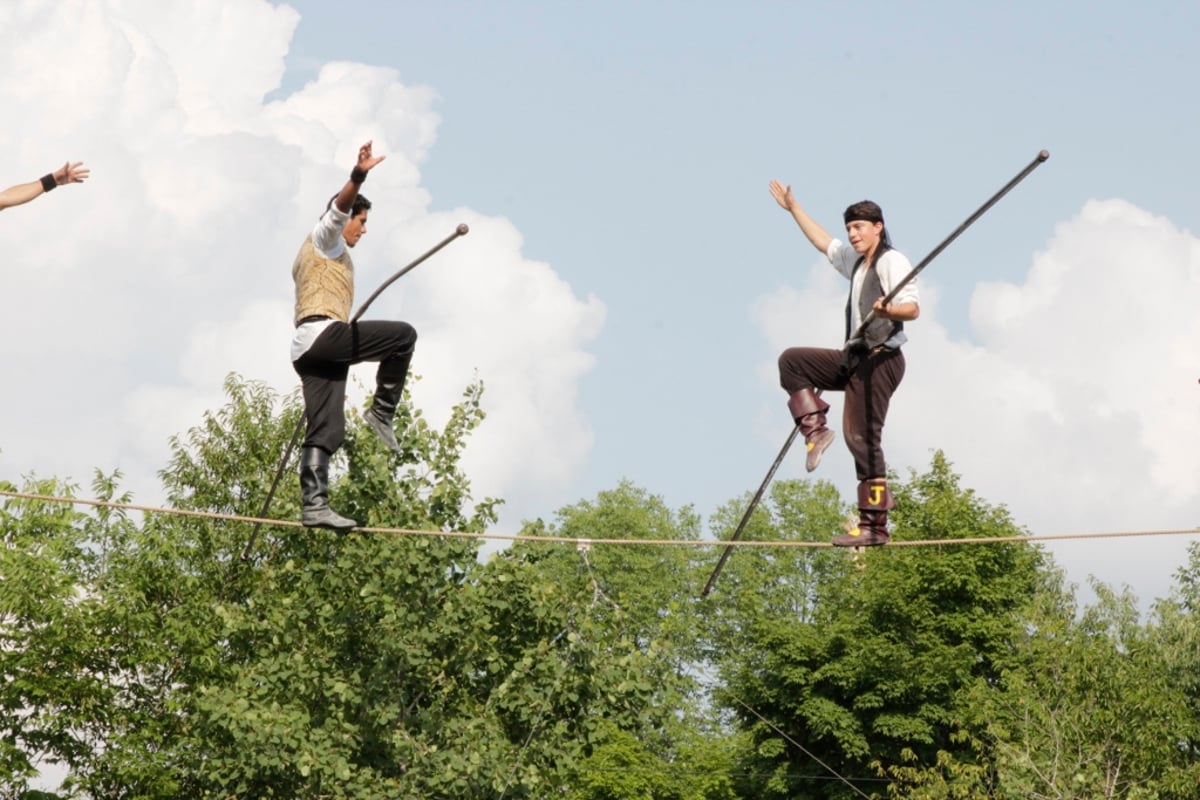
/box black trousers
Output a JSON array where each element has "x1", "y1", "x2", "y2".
[
  {"x1": 293, "y1": 320, "x2": 417, "y2": 453},
  {"x1": 778, "y1": 346, "x2": 906, "y2": 481}
]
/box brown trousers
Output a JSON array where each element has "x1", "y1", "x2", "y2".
[{"x1": 778, "y1": 346, "x2": 906, "y2": 481}]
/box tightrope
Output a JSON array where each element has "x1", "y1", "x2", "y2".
[{"x1": 1, "y1": 489, "x2": 1196, "y2": 549}]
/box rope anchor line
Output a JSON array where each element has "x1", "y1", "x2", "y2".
[{"x1": 1, "y1": 489, "x2": 1196, "y2": 551}]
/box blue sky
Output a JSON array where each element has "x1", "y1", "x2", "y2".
[{"x1": 2, "y1": 0, "x2": 1198, "y2": 611}]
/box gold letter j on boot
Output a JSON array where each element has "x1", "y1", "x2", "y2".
[{"x1": 832, "y1": 479, "x2": 894, "y2": 547}]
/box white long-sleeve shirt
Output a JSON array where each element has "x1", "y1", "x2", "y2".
[{"x1": 827, "y1": 238, "x2": 918, "y2": 348}]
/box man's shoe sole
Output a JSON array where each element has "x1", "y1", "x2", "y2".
[
  {"x1": 831, "y1": 529, "x2": 889, "y2": 548},
  {"x1": 302, "y1": 509, "x2": 358, "y2": 531},
  {"x1": 365, "y1": 413, "x2": 403, "y2": 455}
]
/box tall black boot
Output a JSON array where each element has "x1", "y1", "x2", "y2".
[
  {"x1": 787, "y1": 387, "x2": 834, "y2": 472},
  {"x1": 365, "y1": 351, "x2": 412, "y2": 455},
  {"x1": 299, "y1": 446, "x2": 357, "y2": 531}
]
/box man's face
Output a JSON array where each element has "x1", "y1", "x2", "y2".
[
  {"x1": 845, "y1": 219, "x2": 882, "y2": 254},
  {"x1": 343, "y1": 210, "x2": 368, "y2": 248}
]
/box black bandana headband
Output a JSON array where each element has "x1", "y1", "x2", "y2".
[{"x1": 843, "y1": 200, "x2": 884, "y2": 225}]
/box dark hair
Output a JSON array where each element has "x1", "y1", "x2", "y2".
[
  {"x1": 843, "y1": 199, "x2": 891, "y2": 249},
  {"x1": 324, "y1": 193, "x2": 373, "y2": 219}
]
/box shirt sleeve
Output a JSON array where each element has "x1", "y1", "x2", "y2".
[
  {"x1": 879, "y1": 250, "x2": 919, "y2": 306},
  {"x1": 311, "y1": 204, "x2": 351, "y2": 259},
  {"x1": 826, "y1": 238, "x2": 859, "y2": 280}
]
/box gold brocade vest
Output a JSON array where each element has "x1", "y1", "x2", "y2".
[{"x1": 292, "y1": 235, "x2": 354, "y2": 323}]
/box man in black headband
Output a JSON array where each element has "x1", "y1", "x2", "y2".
[
  {"x1": 768, "y1": 182, "x2": 920, "y2": 547},
  {"x1": 0, "y1": 161, "x2": 89, "y2": 211}
]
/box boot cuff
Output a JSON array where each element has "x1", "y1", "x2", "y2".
[
  {"x1": 857, "y1": 479, "x2": 895, "y2": 511},
  {"x1": 787, "y1": 388, "x2": 830, "y2": 420},
  {"x1": 301, "y1": 445, "x2": 331, "y2": 469}
]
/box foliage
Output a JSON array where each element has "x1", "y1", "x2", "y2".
[
  {"x1": 564, "y1": 720, "x2": 745, "y2": 800},
  {"x1": 507, "y1": 481, "x2": 741, "y2": 800},
  {"x1": 0, "y1": 474, "x2": 132, "y2": 798},
  {"x1": 708, "y1": 453, "x2": 1047, "y2": 800},
  {"x1": 0, "y1": 374, "x2": 632, "y2": 798},
  {"x1": 1162, "y1": 543, "x2": 1200, "y2": 762},
  {"x1": 934, "y1": 573, "x2": 1198, "y2": 800},
  {"x1": 4, "y1": 383, "x2": 1200, "y2": 800}
]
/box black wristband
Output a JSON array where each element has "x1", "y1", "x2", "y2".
[
  {"x1": 350, "y1": 166, "x2": 368, "y2": 185},
  {"x1": 40, "y1": 174, "x2": 57, "y2": 192}
]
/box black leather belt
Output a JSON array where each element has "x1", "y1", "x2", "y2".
[{"x1": 296, "y1": 315, "x2": 331, "y2": 328}]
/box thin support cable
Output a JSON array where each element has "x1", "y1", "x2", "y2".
[{"x1": 1, "y1": 490, "x2": 1197, "y2": 550}]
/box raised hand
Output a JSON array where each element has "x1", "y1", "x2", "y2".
[
  {"x1": 356, "y1": 141, "x2": 386, "y2": 173},
  {"x1": 768, "y1": 179, "x2": 796, "y2": 212},
  {"x1": 54, "y1": 161, "x2": 89, "y2": 185}
]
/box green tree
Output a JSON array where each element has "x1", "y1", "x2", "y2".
[
  {"x1": 990, "y1": 579, "x2": 1198, "y2": 798},
  {"x1": 0, "y1": 474, "x2": 135, "y2": 798},
  {"x1": 959, "y1": 555, "x2": 1200, "y2": 800},
  {"x1": 564, "y1": 720, "x2": 744, "y2": 800},
  {"x1": 708, "y1": 453, "x2": 1047, "y2": 800},
  {"x1": 509, "y1": 481, "x2": 703, "y2": 657},
  {"x1": 0, "y1": 375, "x2": 689, "y2": 798},
  {"x1": 702, "y1": 477, "x2": 850, "y2": 653},
  {"x1": 1163, "y1": 541, "x2": 1200, "y2": 756},
  {"x1": 507, "y1": 481, "x2": 742, "y2": 800}
]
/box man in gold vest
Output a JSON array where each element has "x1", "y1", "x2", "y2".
[{"x1": 291, "y1": 141, "x2": 417, "y2": 530}]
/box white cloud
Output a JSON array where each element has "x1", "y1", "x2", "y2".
[
  {"x1": 0, "y1": 0, "x2": 601, "y2": 538},
  {"x1": 394, "y1": 212, "x2": 605, "y2": 515},
  {"x1": 753, "y1": 199, "x2": 1200, "y2": 603}
]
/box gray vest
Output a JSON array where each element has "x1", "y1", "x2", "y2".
[{"x1": 845, "y1": 248, "x2": 903, "y2": 349}]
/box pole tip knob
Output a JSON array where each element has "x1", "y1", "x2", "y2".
[
  {"x1": 456, "y1": 223, "x2": 470, "y2": 235},
  {"x1": 1038, "y1": 149, "x2": 1050, "y2": 162}
]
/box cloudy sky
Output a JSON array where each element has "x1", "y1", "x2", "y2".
[{"x1": 1, "y1": 0, "x2": 1198, "y2": 610}]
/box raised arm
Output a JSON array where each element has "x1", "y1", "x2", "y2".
[
  {"x1": 332, "y1": 141, "x2": 385, "y2": 214},
  {"x1": 769, "y1": 179, "x2": 833, "y2": 255},
  {"x1": 0, "y1": 161, "x2": 89, "y2": 211}
]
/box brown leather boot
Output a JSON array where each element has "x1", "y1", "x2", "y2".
[
  {"x1": 832, "y1": 478, "x2": 894, "y2": 547},
  {"x1": 787, "y1": 388, "x2": 834, "y2": 472}
]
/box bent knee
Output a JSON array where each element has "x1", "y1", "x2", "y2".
[
  {"x1": 395, "y1": 321, "x2": 417, "y2": 344},
  {"x1": 778, "y1": 348, "x2": 804, "y2": 375}
]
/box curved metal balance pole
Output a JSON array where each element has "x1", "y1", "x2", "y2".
[
  {"x1": 700, "y1": 425, "x2": 801, "y2": 598},
  {"x1": 847, "y1": 150, "x2": 1050, "y2": 345},
  {"x1": 700, "y1": 150, "x2": 1050, "y2": 598},
  {"x1": 238, "y1": 223, "x2": 470, "y2": 564}
]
